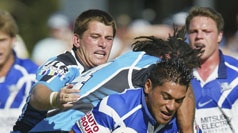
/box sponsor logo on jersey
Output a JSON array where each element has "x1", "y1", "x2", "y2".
[
  {"x1": 220, "y1": 82, "x2": 232, "y2": 93},
  {"x1": 79, "y1": 112, "x2": 99, "y2": 133},
  {"x1": 196, "y1": 108, "x2": 233, "y2": 133},
  {"x1": 198, "y1": 99, "x2": 213, "y2": 108},
  {"x1": 39, "y1": 61, "x2": 68, "y2": 76}
]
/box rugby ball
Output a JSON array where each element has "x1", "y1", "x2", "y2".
[{"x1": 112, "y1": 127, "x2": 137, "y2": 133}]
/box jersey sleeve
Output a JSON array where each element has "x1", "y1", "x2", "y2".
[{"x1": 35, "y1": 59, "x2": 81, "y2": 91}]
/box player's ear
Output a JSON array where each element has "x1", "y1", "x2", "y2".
[
  {"x1": 217, "y1": 31, "x2": 223, "y2": 44},
  {"x1": 144, "y1": 79, "x2": 152, "y2": 94},
  {"x1": 73, "y1": 34, "x2": 80, "y2": 48},
  {"x1": 11, "y1": 36, "x2": 17, "y2": 49}
]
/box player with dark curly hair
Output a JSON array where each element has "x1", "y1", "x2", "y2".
[{"x1": 70, "y1": 27, "x2": 201, "y2": 133}]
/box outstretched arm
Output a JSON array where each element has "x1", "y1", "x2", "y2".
[
  {"x1": 30, "y1": 84, "x2": 80, "y2": 110},
  {"x1": 176, "y1": 84, "x2": 195, "y2": 133}
]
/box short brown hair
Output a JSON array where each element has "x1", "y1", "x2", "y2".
[
  {"x1": 74, "y1": 9, "x2": 116, "y2": 38},
  {"x1": 185, "y1": 7, "x2": 224, "y2": 33},
  {"x1": 0, "y1": 10, "x2": 18, "y2": 37}
]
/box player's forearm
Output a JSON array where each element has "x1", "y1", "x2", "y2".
[
  {"x1": 30, "y1": 84, "x2": 53, "y2": 111},
  {"x1": 30, "y1": 84, "x2": 80, "y2": 111},
  {"x1": 177, "y1": 86, "x2": 195, "y2": 133}
]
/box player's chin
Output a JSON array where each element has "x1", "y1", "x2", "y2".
[
  {"x1": 157, "y1": 114, "x2": 173, "y2": 124},
  {"x1": 94, "y1": 58, "x2": 108, "y2": 65},
  {"x1": 158, "y1": 118, "x2": 171, "y2": 125}
]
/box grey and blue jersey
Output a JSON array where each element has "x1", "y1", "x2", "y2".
[{"x1": 13, "y1": 50, "x2": 85, "y2": 133}]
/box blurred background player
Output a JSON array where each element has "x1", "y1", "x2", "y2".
[
  {"x1": 0, "y1": 10, "x2": 38, "y2": 133},
  {"x1": 32, "y1": 13, "x2": 73, "y2": 65}
]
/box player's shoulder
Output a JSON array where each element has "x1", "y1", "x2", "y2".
[
  {"x1": 15, "y1": 57, "x2": 38, "y2": 72},
  {"x1": 39, "y1": 51, "x2": 81, "y2": 70},
  {"x1": 55, "y1": 51, "x2": 78, "y2": 65},
  {"x1": 36, "y1": 51, "x2": 82, "y2": 80},
  {"x1": 106, "y1": 88, "x2": 142, "y2": 111},
  {"x1": 223, "y1": 55, "x2": 238, "y2": 70},
  {"x1": 223, "y1": 54, "x2": 238, "y2": 67},
  {"x1": 109, "y1": 88, "x2": 141, "y2": 100}
]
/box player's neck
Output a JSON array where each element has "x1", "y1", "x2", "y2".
[{"x1": 197, "y1": 53, "x2": 220, "y2": 81}]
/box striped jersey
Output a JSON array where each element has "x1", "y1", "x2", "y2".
[
  {"x1": 13, "y1": 50, "x2": 86, "y2": 133},
  {"x1": 72, "y1": 88, "x2": 178, "y2": 133},
  {"x1": 0, "y1": 51, "x2": 38, "y2": 133},
  {"x1": 192, "y1": 51, "x2": 238, "y2": 133}
]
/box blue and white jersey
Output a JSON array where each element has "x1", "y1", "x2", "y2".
[
  {"x1": 0, "y1": 51, "x2": 38, "y2": 133},
  {"x1": 30, "y1": 51, "x2": 160, "y2": 132},
  {"x1": 72, "y1": 88, "x2": 178, "y2": 133},
  {"x1": 13, "y1": 50, "x2": 86, "y2": 133},
  {"x1": 192, "y1": 52, "x2": 238, "y2": 133}
]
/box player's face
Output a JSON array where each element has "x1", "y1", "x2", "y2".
[
  {"x1": 144, "y1": 80, "x2": 187, "y2": 124},
  {"x1": 188, "y1": 16, "x2": 222, "y2": 61},
  {"x1": 74, "y1": 21, "x2": 114, "y2": 68},
  {"x1": 0, "y1": 31, "x2": 15, "y2": 66}
]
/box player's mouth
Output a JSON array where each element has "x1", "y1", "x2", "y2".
[
  {"x1": 194, "y1": 43, "x2": 205, "y2": 49},
  {"x1": 194, "y1": 43, "x2": 205, "y2": 53},
  {"x1": 94, "y1": 50, "x2": 106, "y2": 58},
  {"x1": 161, "y1": 111, "x2": 173, "y2": 121}
]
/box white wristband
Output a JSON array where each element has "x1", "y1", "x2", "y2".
[{"x1": 50, "y1": 92, "x2": 57, "y2": 107}]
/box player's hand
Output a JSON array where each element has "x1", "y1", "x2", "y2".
[{"x1": 52, "y1": 84, "x2": 80, "y2": 108}]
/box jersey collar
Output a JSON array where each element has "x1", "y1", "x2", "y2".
[{"x1": 217, "y1": 50, "x2": 227, "y2": 79}]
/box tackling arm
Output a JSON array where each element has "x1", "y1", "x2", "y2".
[{"x1": 30, "y1": 84, "x2": 80, "y2": 111}]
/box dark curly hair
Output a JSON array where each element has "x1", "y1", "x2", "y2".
[
  {"x1": 131, "y1": 26, "x2": 202, "y2": 88},
  {"x1": 131, "y1": 26, "x2": 202, "y2": 70},
  {"x1": 148, "y1": 58, "x2": 193, "y2": 89}
]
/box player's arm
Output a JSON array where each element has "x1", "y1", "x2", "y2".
[
  {"x1": 30, "y1": 84, "x2": 80, "y2": 110},
  {"x1": 176, "y1": 84, "x2": 195, "y2": 133}
]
